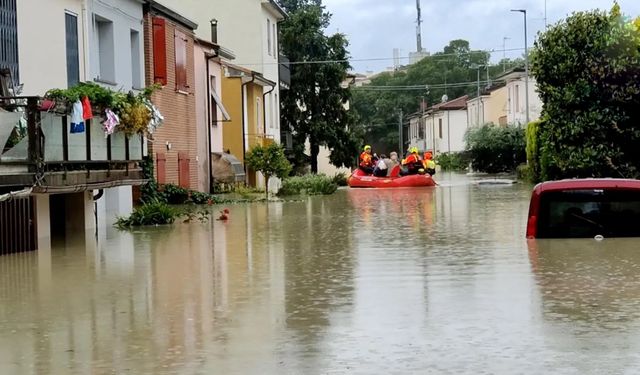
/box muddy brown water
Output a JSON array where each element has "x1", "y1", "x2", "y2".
[{"x1": 1, "y1": 173, "x2": 640, "y2": 374}]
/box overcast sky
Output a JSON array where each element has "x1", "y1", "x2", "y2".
[{"x1": 322, "y1": 0, "x2": 640, "y2": 73}]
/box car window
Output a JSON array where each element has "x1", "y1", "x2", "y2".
[{"x1": 538, "y1": 189, "x2": 640, "y2": 238}]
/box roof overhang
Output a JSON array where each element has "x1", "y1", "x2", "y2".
[
  {"x1": 261, "y1": 0, "x2": 288, "y2": 20},
  {"x1": 145, "y1": 1, "x2": 198, "y2": 31}
]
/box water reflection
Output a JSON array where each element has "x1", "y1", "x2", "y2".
[{"x1": 3, "y1": 175, "x2": 640, "y2": 373}]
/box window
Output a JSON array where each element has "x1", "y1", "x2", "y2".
[
  {"x1": 152, "y1": 17, "x2": 167, "y2": 85},
  {"x1": 130, "y1": 30, "x2": 141, "y2": 88},
  {"x1": 267, "y1": 19, "x2": 272, "y2": 56},
  {"x1": 537, "y1": 189, "x2": 640, "y2": 238},
  {"x1": 438, "y1": 118, "x2": 443, "y2": 139},
  {"x1": 515, "y1": 84, "x2": 520, "y2": 112},
  {"x1": 0, "y1": 0, "x2": 19, "y2": 84},
  {"x1": 96, "y1": 16, "x2": 115, "y2": 83},
  {"x1": 273, "y1": 93, "x2": 278, "y2": 129},
  {"x1": 419, "y1": 119, "x2": 425, "y2": 139},
  {"x1": 256, "y1": 98, "x2": 262, "y2": 134},
  {"x1": 210, "y1": 76, "x2": 217, "y2": 125},
  {"x1": 65, "y1": 12, "x2": 79, "y2": 88},
  {"x1": 174, "y1": 30, "x2": 188, "y2": 91},
  {"x1": 273, "y1": 23, "x2": 277, "y2": 57}
]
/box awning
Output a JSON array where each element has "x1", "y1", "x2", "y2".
[{"x1": 211, "y1": 89, "x2": 231, "y2": 121}]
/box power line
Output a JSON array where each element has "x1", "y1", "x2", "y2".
[
  {"x1": 234, "y1": 47, "x2": 526, "y2": 66},
  {"x1": 352, "y1": 79, "x2": 506, "y2": 91}
]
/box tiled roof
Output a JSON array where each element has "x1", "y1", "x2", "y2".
[{"x1": 429, "y1": 95, "x2": 468, "y2": 111}]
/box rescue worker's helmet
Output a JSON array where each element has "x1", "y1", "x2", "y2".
[
  {"x1": 364, "y1": 145, "x2": 371, "y2": 151},
  {"x1": 410, "y1": 147, "x2": 419, "y2": 154}
]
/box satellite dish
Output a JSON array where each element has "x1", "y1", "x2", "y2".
[{"x1": 441, "y1": 94, "x2": 448, "y2": 103}]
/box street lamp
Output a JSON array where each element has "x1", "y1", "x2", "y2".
[{"x1": 511, "y1": 9, "x2": 530, "y2": 125}]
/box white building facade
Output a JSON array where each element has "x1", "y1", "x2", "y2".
[
  {"x1": 408, "y1": 96, "x2": 469, "y2": 154},
  {"x1": 501, "y1": 69, "x2": 543, "y2": 126}
]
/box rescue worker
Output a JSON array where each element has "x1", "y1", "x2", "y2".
[
  {"x1": 401, "y1": 147, "x2": 423, "y2": 175},
  {"x1": 359, "y1": 145, "x2": 374, "y2": 174},
  {"x1": 423, "y1": 151, "x2": 436, "y2": 175}
]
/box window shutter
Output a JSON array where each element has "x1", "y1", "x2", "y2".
[
  {"x1": 174, "y1": 31, "x2": 188, "y2": 91},
  {"x1": 152, "y1": 17, "x2": 167, "y2": 85}
]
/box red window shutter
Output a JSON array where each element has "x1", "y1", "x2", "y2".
[
  {"x1": 156, "y1": 152, "x2": 166, "y2": 184},
  {"x1": 152, "y1": 17, "x2": 167, "y2": 85},
  {"x1": 174, "y1": 30, "x2": 188, "y2": 91},
  {"x1": 178, "y1": 152, "x2": 190, "y2": 188}
]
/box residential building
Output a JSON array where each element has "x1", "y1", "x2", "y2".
[
  {"x1": 467, "y1": 84, "x2": 509, "y2": 127},
  {"x1": 499, "y1": 67, "x2": 543, "y2": 126},
  {"x1": 143, "y1": 2, "x2": 198, "y2": 190},
  {"x1": 157, "y1": 0, "x2": 286, "y2": 189},
  {"x1": 221, "y1": 63, "x2": 276, "y2": 187},
  {"x1": 1, "y1": 0, "x2": 146, "y2": 253},
  {"x1": 408, "y1": 95, "x2": 469, "y2": 154},
  {"x1": 193, "y1": 38, "x2": 234, "y2": 192}
]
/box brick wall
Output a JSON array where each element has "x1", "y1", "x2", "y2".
[{"x1": 143, "y1": 13, "x2": 199, "y2": 191}]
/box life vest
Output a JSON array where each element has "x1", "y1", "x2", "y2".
[
  {"x1": 359, "y1": 152, "x2": 373, "y2": 167},
  {"x1": 402, "y1": 154, "x2": 420, "y2": 166},
  {"x1": 424, "y1": 159, "x2": 436, "y2": 170}
]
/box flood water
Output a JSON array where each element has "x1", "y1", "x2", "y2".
[{"x1": 2, "y1": 173, "x2": 640, "y2": 374}]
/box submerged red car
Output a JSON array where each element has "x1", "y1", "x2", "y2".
[{"x1": 526, "y1": 179, "x2": 640, "y2": 239}]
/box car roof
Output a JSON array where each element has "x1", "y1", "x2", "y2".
[{"x1": 535, "y1": 178, "x2": 640, "y2": 193}]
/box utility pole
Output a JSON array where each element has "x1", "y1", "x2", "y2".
[
  {"x1": 398, "y1": 110, "x2": 404, "y2": 154},
  {"x1": 544, "y1": 0, "x2": 547, "y2": 28},
  {"x1": 476, "y1": 66, "x2": 481, "y2": 126},
  {"x1": 511, "y1": 9, "x2": 530, "y2": 125}
]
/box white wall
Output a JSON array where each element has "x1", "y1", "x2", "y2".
[
  {"x1": 424, "y1": 109, "x2": 468, "y2": 154},
  {"x1": 88, "y1": 0, "x2": 144, "y2": 91},
  {"x1": 17, "y1": 0, "x2": 86, "y2": 95},
  {"x1": 507, "y1": 77, "x2": 542, "y2": 125}
]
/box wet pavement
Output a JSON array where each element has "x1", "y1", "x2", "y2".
[{"x1": 2, "y1": 173, "x2": 640, "y2": 374}]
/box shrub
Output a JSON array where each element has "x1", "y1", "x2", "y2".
[
  {"x1": 436, "y1": 152, "x2": 469, "y2": 171},
  {"x1": 245, "y1": 143, "x2": 292, "y2": 195},
  {"x1": 115, "y1": 199, "x2": 180, "y2": 228},
  {"x1": 465, "y1": 124, "x2": 526, "y2": 173},
  {"x1": 162, "y1": 184, "x2": 190, "y2": 204},
  {"x1": 525, "y1": 120, "x2": 541, "y2": 182},
  {"x1": 279, "y1": 174, "x2": 338, "y2": 196},
  {"x1": 332, "y1": 172, "x2": 349, "y2": 187},
  {"x1": 532, "y1": 5, "x2": 640, "y2": 180}
]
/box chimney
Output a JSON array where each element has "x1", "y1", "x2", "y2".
[{"x1": 210, "y1": 19, "x2": 218, "y2": 44}]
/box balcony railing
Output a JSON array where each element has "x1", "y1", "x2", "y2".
[{"x1": 0, "y1": 97, "x2": 146, "y2": 192}]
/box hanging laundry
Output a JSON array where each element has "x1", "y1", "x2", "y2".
[
  {"x1": 102, "y1": 109, "x2": 119, "y2": 137},
  {"x1": 81, "y1": 96, "x2": 93, "y2": 120},
  {"x1": 143, "y1": 98, "x2": 164, "y2": 134},
  {"x1": 70, "y1": 100, "x2": 85, "y2": 134}
]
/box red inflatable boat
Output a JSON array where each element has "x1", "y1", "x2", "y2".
[{"x1": 348, "y1": 168, "x2": 436, "y2": 188}]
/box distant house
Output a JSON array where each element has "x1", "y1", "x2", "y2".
[
  {"x1": 409, "y1": 95, "x2": 469, "y2": 154},
  {"x1": 467, "y1": 84, "x2": 509, "y2": 128},
  {"x1": 498, "y1": 67, "x2": 542, "y2": 126}
]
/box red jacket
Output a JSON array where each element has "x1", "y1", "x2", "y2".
[
  {"x1": 402, "y1": 154, "x2": 420, "y2": 165},
  {"x1": 360, "y1": 152, "x2": 373, "y2": 167}
]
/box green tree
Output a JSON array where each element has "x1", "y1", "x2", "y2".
[
  {"x1": 245, "y1": 143, "x2": 292, "y2": 195},
  {"x1": 532, "y1": 4, "x2": 640, "y2": 180},
  {"x1": 350, "y1": 40, "x2": 499, "y2": 153},
  {"x1": 279, "y1": 0, "x2": 360, "y2": 173}
]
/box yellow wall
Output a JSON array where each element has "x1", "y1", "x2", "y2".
[
  {"x1": 486, "y1": 86, "x2": 509, "y2": 126},
  {"x1": 246, "y1": 84, "x2": 264, "y2": 150},
  {"x1": 221, "y1": 76, "x2": 244, "y2": 162}
]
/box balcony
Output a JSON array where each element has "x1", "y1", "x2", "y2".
[{"x1": 0, "y1": 97, "x2": 145, "y2": 193}]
